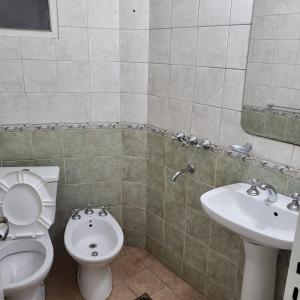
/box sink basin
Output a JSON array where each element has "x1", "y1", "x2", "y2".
[
  {"x1": 200, "y1": 183, "x2": 299, "y2": 300},
  {"x1": 201, "y1": 183, "x2": 297, "y2": 249}
]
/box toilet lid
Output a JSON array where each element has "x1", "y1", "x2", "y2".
[{"x1": 0, "y1": 170, "x2": 56, "y2": 239}]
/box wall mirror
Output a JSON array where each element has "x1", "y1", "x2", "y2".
[{"x1": 242, "y1": 0, "x2": 300, "y2": 145}]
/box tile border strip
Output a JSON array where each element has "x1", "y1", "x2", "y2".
[
  {"x1": 0, "y1": 121, "x2": 299, "y2": 179},
  {"x1": 243, "y1": 105, "x2": 300, "y2": 119}
]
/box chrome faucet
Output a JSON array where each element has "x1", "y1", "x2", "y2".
[
  {"x1": 99, "y1": 206, "x2": 108, "y2": 217},
  {"x1": 71, "y1": 209, "x2": 81, "y2": 220},
  {"x1": 287, "y1": 193, "x2": 300, "y2": 211},
  {"x1": 85, "y1": 204, "x2": 94, "y2": 215},
  {"x1": 260, "y1": 183, "x2": 278, "y2": 204},
  {"x1": 0, "y1": 217, "x2": 9, "y2": 240},
  {"x1": 247, "y1": 179, "x2": 260, "y2": 196},
  {"x1": 171, "y1": 163, "x2": 195, "y2": 183},
  {"x1": 247, "y1": 179, "x2": 278, "y2": 204}
]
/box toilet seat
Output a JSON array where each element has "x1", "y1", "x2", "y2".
[
  {"x1": 0, "y1": 234, "x2": 54, "y2": 294},
  {"x1": 0, "y1": 170, "x2": 56, "y2": 239}
]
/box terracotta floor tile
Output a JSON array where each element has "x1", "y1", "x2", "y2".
[
  {"x1": 168, "y1": 277, "x2": 205, "y2": 300},
  {"x1": 60, "y1": 288, "x2": 84, "y2": 300},
  {"x1": 118, "y1": 246, "x2": 135, "y2": 258},
  {"x1": 152, "y1": 286, "x2": 181, "y2": 300},
  {"x1": 147, "y1": 259, "x2": 176, "y2": 284},
  {"x1": 46, "y1": 289, "x2": 61, "y2": 300},
  {"x1": 108, "y1": 284, "x2": 136, "y2": 300},
  {"x1": 46, "y1": 247, "x2": 206, "y2": 300},
  {"x1": 110, "y1": 253, "x2": 146, "y2": 283},
  {"x1": 46, "y1": 254, "x2": 77, "y2": 289},
  {"x1": 125, "y1": 269, "x2": 164, "y2": 296},
  {"x1": 130, "y1": 248, "x2": 157, "y2": 266}
]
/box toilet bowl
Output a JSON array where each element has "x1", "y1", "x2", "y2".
[
  {"x1": 64, "y1": 208, "x2": 124, "y2": 300},
  {"x1": 0, "y1": 167, "x2": 59, "y2": 300},
  {"x1": 0, "y1": 234, "x2": 53, "y2": 300}
]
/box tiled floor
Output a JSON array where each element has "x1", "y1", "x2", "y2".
[{"x1": 46, "y1": 246, "x2": 207, "y2": 300}]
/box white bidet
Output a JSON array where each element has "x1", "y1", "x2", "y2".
[{"x1": 64, "y1": 207, "x2": 124, "y2": 300}]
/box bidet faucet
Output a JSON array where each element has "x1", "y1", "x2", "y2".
[
  {"x1": 85, "y1": 204, "x2": 94, "y2": 215},
  {"x1": 72, "y1": 209, "x2": 81, "y2": 220},
  {"x1": 0, "y1": 217, "x2": 9, "y2": 241},
  {"x1": 99, "y1": 206, "x2": 108, "y2": 217},
  {"x1": 171, "y1": 163, "x2": 195, "y2": 183}
]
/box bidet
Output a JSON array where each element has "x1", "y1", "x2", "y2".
[{"x1": 64, "y1": 207, "x2": 123, "y2": 300}]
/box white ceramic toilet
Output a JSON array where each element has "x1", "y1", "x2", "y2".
[
  {"x1": 0, "y1": 167, "x2": 59, "y2": 300},
  {"x1": 64, "y1": 207, "x2": 124, "y2": 300}
]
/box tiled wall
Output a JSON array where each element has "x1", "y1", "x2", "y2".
[
  {"x1": 0, "y1": 126, "x2": 297, "y2": 299},
  {"x1": 0, "y1": 1, "x2": 299, "y2": 299},
  {"x1": 0, "y1": 128, "x2": 148, "y2": 250},
  {"x1": 147, "y1": 0, "x2": 300, "y2": 170},
  {"x1": 0, "y1": 0, "x2": 299, "y2": 170},
  {"x1": 145, "y1": 132, "x2": 299, "y2": 300},
  {"x1": 0, "y1": 0, "x2": 148, "y2": 125}
]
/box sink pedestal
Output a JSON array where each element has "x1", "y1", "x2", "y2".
[{"x1": 241, "y1": 240, "x2": 279, "y2": 300}]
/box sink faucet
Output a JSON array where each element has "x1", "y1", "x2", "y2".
[
  {"x1": 0, "y1": 217, "x2": 9, "y2": 240},
  {"x1": 259, "y1": 183, "x2": 278, "y2": 204},
  {"x1": 171, "y1": 163, "x2": 195, "y2": 183},
  {"x1": 247, "y1": 179, "x2": 278, "y2": 204}
]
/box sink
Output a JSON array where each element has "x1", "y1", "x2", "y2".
[
  {"x1": 201, "y1": 183, "x2": 298, "y2": 300},
  {"x1": 201, "y1": 183, "x2": 297, "y2": 249}
]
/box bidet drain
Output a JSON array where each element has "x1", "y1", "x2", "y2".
[
  {"x1": 91, "y1": 251, "x2": 98, "y2": 257},
  {"x1": 89, "y1": 243, "x2": 97, "y2": 249}
]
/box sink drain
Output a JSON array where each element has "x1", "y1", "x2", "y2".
[
  {"x1": 89, "y1": 243, "x2": 97, "y2": 249},
  {"x1": 91, "y1": 251, "x2": 98, "y2": 257}
]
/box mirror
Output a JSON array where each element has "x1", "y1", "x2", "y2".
[{"x1": 242, "y1": 0, "x2": 300, "y2": 145}]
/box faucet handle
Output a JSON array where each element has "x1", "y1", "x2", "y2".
[
  {"x1": 247, "y1": 179, "x2": 260, "y2": 196},
  {"x1": 187, "y1": 136, "x2": 198, "y2": 146},
  {"x1": 201, "y1": 138, "x2": 212, "y2": 150},
  {"x1": 172, "y1": 132, "x2": 188, "y2": 146},
  {"x1": 85, "y1": 204, "x2": 94, "y2": 215},
  {"x1": 71, "y1": 208, "x2": 81, "y2": 220},
  {"x1": 287, "y1": 193, "x2": 300, "y2": 211},
  {"x1": 249, "y1": 178, "x2": 260, "y2": 186},
  {"x1": 290, "y1": 192, "x2": 299, "y2": 200},
  {"x1": 98, "y1": 205, "x2": 108, "y2": 217},
  {"x1": 172, "y1": 132, "x2": 185, "y2": 141}
]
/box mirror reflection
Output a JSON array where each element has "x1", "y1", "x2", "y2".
[{"x1": 242, "y1": 0, "x2": 300, "y2": 145}]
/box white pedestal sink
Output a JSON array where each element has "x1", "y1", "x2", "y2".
[{"x1": 201, "y1": 183, "x2": 298, "y2": 300}]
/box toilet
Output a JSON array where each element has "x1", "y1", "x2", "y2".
[
  {"x1": 0, "y1": 167, "x2": 59, "y2": 300},
  {"x1": 64, "y1": 207, "x2": 124, "y2": 300}
]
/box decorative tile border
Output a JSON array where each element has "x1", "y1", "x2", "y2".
[
  {"x1": 244, "y1": 105, "x2": 300, "y2": 118},
  {"x1": 0, "y1": 121, "x2": 299, "y2": 179},
  {"x1": 0, "y1": 122, "x2": 147, "y2": 132}
]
